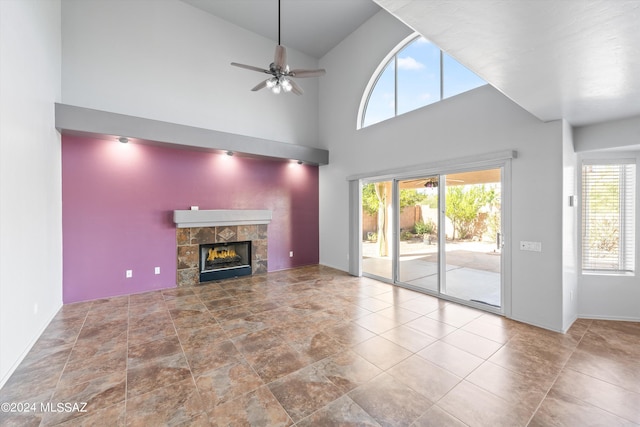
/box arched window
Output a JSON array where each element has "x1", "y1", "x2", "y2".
[{"x1": 359, "y1": 34, "x2": 487, "y2": 128}]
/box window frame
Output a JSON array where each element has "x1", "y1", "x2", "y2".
[
  {"x1": 358, "y1": 32, "x2": 486, "y2": 129},
  {"x1": 579, "y1": 156, "x2": 637, "y2": 276}
]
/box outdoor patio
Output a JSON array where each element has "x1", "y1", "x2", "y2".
[{"x1": 362, "y1": 240, "x2": 501, "y2": 308}]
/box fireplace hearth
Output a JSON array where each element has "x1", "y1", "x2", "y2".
[
  {"x1": 200, "y1": 241, "x2": 252, "y2": 282},
  {"x1": 174, "y1": 210, "x2": 271, "y2": 287}
]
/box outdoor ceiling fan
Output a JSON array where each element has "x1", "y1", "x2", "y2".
[{"x1": 230, "y1": 0, "x2": 326, "y2": 95}]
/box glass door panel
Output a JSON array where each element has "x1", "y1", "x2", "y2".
[
  {"x1": 361, "y1": 180, "x2": 394, "y2": 281},
  {"x1": 397, "y1": 176, "x2": 439, "y2": 292},
  {"x1": 442, "y1": 169, "x2": 502, "y2": 308}
]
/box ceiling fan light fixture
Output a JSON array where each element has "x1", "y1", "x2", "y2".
[
  {"x1": 281, "y1": 78, "x2": 292, "y2": 92},
  {"x1": 230, "y1": 0, "x2": 326, "y2": 96}
]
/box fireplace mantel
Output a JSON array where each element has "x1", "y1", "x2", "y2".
[{"x1": 173, "y1": 209, "x2": 272, "y2": 228}]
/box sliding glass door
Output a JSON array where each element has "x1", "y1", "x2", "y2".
[
  {"x1": 397, "y1": 176, "x2": 439, "y2": 293},
  {"x1": 360, "y1": 166, "x2": 505, "y2": 313},
  {"x1": 361, "y1": 180, "x2": 394, "y2": 281},
  {"x1": 441, "y1": 169, "x2": 502, "y2": 309}
]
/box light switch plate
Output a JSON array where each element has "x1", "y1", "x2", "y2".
[{"x1": 520, "y1": 241, "x2": 542, "y2": 252}]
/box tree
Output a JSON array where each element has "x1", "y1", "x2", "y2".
[
  {"x1": 362, "y1": 184, "x2": 428, "y2": 256},
  {"x1": 445, "y1": 185, "x2": 496, "y2": 240},
  {"x1": 362, "y1": 184, "x2": 427, "y2": 214}
]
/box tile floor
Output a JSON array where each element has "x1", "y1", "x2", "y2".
[{"x1": 1, "y1": 265, "x2": 639, "y2": 426}]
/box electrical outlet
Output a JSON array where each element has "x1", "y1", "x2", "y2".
[
  {"x1": 155, "y1": 267, "x2": 161, "y2": 275},
  {"x1": 289, "y1": 251, "x2": 294, "y2": 257},
  {"x1": 126, "y1": 270, "x2": 133, "y2": 278},
  {"x1": 570, "y1": 290, "x2": 574, "y2": 301}
]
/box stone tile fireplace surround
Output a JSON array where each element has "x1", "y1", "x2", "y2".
[{"x1": 174, "y1": 210, "x2": 271, "y2": 286}]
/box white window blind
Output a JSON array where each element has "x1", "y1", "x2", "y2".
[{"x1": 582, "y1": 161, "x2": 635, "y2": 273}]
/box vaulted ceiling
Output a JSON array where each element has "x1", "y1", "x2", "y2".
[{"x1": 183, "y1": 0, "x2": 640, "y2": 127}]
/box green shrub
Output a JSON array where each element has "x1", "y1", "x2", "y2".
[{"x1": 414, "y1": 219, "x2": 436, "y2": 235}]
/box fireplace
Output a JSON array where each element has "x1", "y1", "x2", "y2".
[
  {"x1": 174, "y1": 209, "x2": 271, "y2": 286},
  {"x1": 200, "y1": 241, "x2": 252, "y2": 282}
]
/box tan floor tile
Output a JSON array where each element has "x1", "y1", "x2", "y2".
[
  {"x1": 488, "y1": 344, "x2": 564, "y2": 384},
  {"x1": 296, "y1": 395, "x2": 381, "y2": 426},
  {"x1": 438, "y1": 380, "x2": 532, "y2": 427},
  {"x1": 4, "y1": 267, "x2": 640, "y2": 427},
  {"x1": 529, "y1": 388, "x2": 633, "y2": 427},
  {"x1": 285, "y1": 331, "x2": 346, "y2": 362},
  {"x1": 349, "y1": 372, "x2": 432, "y2": 427},
  {"x1": 183, "y1": 339, "x2": 243, "y2": 377},
  {"x1": 417, "y1": 341, "x2": 484, "y2": 377},
  {"x1": 243, "y1": 343, "x2": 307, "y2": 383},
  {"x1": 353, "y1": 312, "x2": 401, "y2": 334},
  {"x1": 352, "y1": 336, "x2": 413, "y2": 371},
  {"x1": 405, "y1": 316, "x2": 457, "y2": 339},
  {"x1": 381, "y1": 324, "x2": 437, "y2": 352},
  {"x1": 268, "y1": 365, "x2": 343, "y2": 422},
  {"x1": 354, "y1": 296, "x2": 393, "y2": 312},
  {"x1": 43, "y1": 372, "x2": 125, "y2": 425},
  {"x1": 176, "y1": 324, "x2": 228, "y2": 352},
  {"x1": 551, "y1": 368, "x2": 640, "y2": 423},
  {"x1": 59, "y1": 347, "x2": 127, "y2": 387},
  {"x1": 54, "y1": 402, "x2": 125, "y2": 427},
  {"x1": 126, "y1": 352, "x2": 192, "y2": 398},
  {"x1": 466, "y1": 361, "x2": 548, "y2": 413},
  {"x1": 412, "y1": 405, "x2": 468, "y2": 427},
  {"x1": 208, "y1": 385, "x2": 293, "y2": 427},
  {"x1": 426, "y1": 305, "x2": 483, "y2": 328},
  {"x1": 195, "y1": 360, "x2": 264, "y2": 407},
  {"x1": 460, "y1": 318, "x2": 517, "y2": 344},
  {"x1": 566, "y1": 346, "x2": 640, "y2": 393},
  {"x1": 127, "y1": 336, "x2": 183, "y2": 367},
  {"x1": 441, "y1": 329, "x2": 504, "y2": 359},
  {"x1": 314, "y1": 350, "x2": 382, "y2": 393},
  {"x1": 387, "y1": 355, "x2": 461, "y2": 402},
  {"x1": 125, "y1": 378, "x2": 204, "y2": 427}
]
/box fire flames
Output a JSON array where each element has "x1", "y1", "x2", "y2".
[{"x1": 207, "y1": 247, "x2": 236, "y2": 261}]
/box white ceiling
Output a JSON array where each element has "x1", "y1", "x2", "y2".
[
  {"x1": 376, "y1": 0, "x2": 640, "y2": 126},
  {"x1": 181, "y1": 0, "x2": 381, "y2": 59},
  {"x1": 184, "y1": 0, "x2": 640, "y2": 127}
]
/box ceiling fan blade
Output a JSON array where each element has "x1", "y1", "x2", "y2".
[
  {"x1": 289, "y1": 69, "x2": 326, "y2": 78},
  {"x1": 251, "y1": 80, "x2": 269, "y2": 91},
  {"x1": 289, "y1": 79, "x2": 304, "y2": 95},
  {"x1": 274, "y1": 45, "x2": 287, "y2": 70},
  {"x1": 231, "y1": 62, "x2": 270, "y2": 74}
]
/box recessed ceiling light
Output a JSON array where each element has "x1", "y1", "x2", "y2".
[{"x1": 118, "y1": 137, "x2": 129, "y2": 144}]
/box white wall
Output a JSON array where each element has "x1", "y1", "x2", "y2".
[
  {"x1": 0, "y1": 0, "x2": 63, "y2": 387},
  {"x1": 574, "y1": 115, "x2": 640, "y2": 153},
  {"x1": 62, "y1": 0, "x2": 321, "y2": 148},
  {"x1": 574, "y1": 117, "x2": 639, "y2": 321},
  {"x1": 318, "y1": 11, "x2": 567, "y2": 331},
  {"x1": 562, "y1": 120, "x2": 578, "y2": 330}
]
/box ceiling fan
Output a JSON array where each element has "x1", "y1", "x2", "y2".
[{"x1": 230, "y1": 0, "x2": 326, "y2": 95}]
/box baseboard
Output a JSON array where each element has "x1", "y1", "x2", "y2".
[
  {"x1": 578, "y1": 314, "x2": 640, "y2": 322},
  {"x1": 0, "y1": 305, "x2": 61, "y2": 389}
]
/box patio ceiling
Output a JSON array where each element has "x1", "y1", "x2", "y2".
[{"x1": 399, "y1": 169, "x2": 501, "y2": 189}]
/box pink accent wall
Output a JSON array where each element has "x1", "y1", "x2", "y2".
[{"x1": 62, "y1": 135, "x2": 319, "y2": 303}]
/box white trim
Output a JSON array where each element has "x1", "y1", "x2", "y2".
[
  {"x1": 347, "y1": 150, "x2": 517, "y2": 182},
  {"x1": 173, "y1": 210, "x2": 272, "y2": 228},
  {"x1": 578, "y1": 314, "x2": 640, "y2": 322}
]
